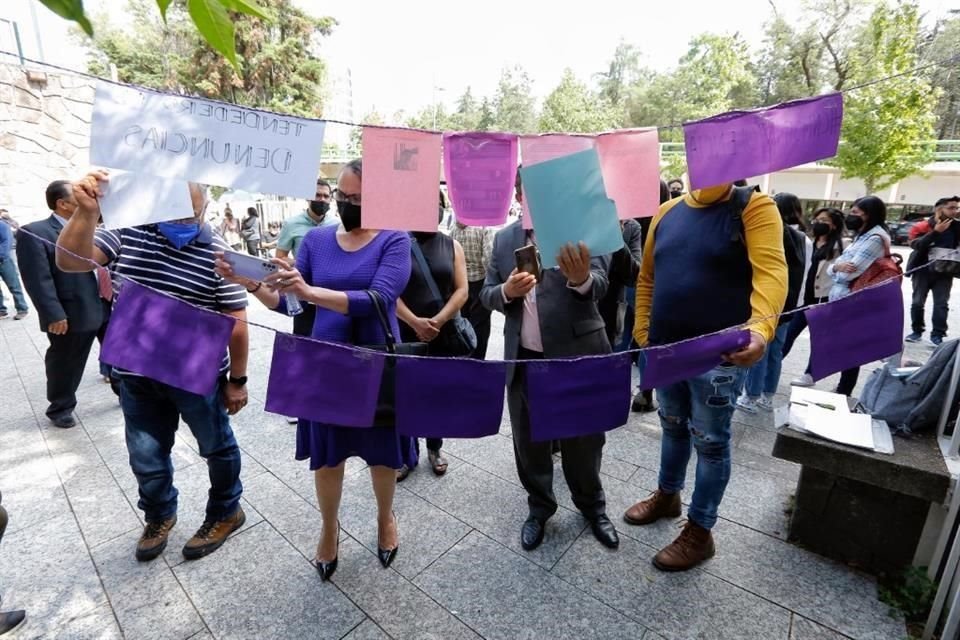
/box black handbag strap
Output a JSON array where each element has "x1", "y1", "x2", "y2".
[
  {"x1": 410, "y1": 238, "x2": 444, "y2": 308},
  {"x1": 364, "y1": 289, "x2": 397, "y2": 354}
]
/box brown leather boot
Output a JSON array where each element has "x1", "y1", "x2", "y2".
[
  {"x1": 652, "y1": 520, "x2": 715, "y2": 572},
  {"x1": 623, "y1": 489, "x2": 682, "y2": 526},
  {"x1": 182, "y1": 508, "x2": 246, "y2": 560},
  {"x1": 135, "y1": 516, "x2": 177, "y2": 561}
]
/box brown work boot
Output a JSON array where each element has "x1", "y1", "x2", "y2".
[
  {"x1": 135, "y1": 516, "x2": 177, "y2": 561},
  {"x1": 652, "y1": 520, "x2": 715, "y2": 572},
  {"x1": 182, "y1": 508, "x2": 246, "y2": 560},
  {"x1": 623, "y1": 489, "x2": 682, "y2": 526}
]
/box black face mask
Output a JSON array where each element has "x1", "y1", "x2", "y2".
[
  {"x1": 812, "y1": 222, "x2": 831, "y2": 237},
  {"x1": 670, "y1": 189, "x2": 683, "y2": 198},
  {"x1": 339, "y1": 201, "x2": 361, "y2": 231},
  {"x1": 309, "y1": 200, "x2": 330, "y2": 219},
  {"x1": 844, "y1": 214, "x2": 864, "y2": 232}
]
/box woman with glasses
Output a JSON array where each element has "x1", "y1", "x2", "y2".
[{"x1": 216, "y1": 158, "x2": 413, "y2": 580}]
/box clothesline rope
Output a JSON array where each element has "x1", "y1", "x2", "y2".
[
  {"x1": 6, "y1": 222, "x2": 939, "y2": 365},
  {"x1": 6, "y1": 51, "x2": 960, "y2": 136}
]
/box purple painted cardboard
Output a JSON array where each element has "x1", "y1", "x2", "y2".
[
  {"x1": 807, "y1": 280, "x2": 904, "y2": 380},
  {"x1": 640, "y1": 330, "x2": 751, "y2": 390},
  {"x1": 684, "y1": 93, "x2": 843, "y2": 189},
  {"x1": 525, "y1": 354, "x2": 631, "y2": 442},
  {"x1": 264, "y1": 333, "x2": 385, "y2": 427},
  {"x1": 395, "y1": 356, "x2": 506, "y2": 438},
  {"x1": 443, "y1": 132, "x2": 518, "y2": 227},
  {"x1": 100, "y1": 280, "x2": 235, "y2": 396}
]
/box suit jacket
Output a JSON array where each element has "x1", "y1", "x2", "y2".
[
  {"x1": 480, "y1": 220, "x2": 611, "y2": 385},
  {"x1": 599, "y1": 219, "x2": 643, "y2": 346},
  {"x1": 16, "y1": 215, "x2": 106, "y2": 334}
]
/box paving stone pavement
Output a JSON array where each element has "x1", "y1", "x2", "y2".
[{"x1": 0, "y1": 253, "x2": 937, "y2": 639}]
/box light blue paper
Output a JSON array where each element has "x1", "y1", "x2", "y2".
[{"x1": 520, "y1": 148, "x2": 623, "y2": 268}]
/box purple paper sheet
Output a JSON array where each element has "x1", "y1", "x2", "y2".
[
  {"x1": 640, "y1": 330, "x2": 751, "y2": 391},
  {"x1": 807, "y1": 279, "x2": 904, "y2": 380},
  {"x1": 264, "y1": 333, "x2": 385, "y2": 427},
  {"x1": 684, "y1": 93, "x2": 843, "y2": 189},
  {"x1": 395, "y1": 356, "x2": 507, "y2": 438},
  {"x1": 525, "y1": 354, "x2": 631, "y2": 442},
  {"x1": 443, "y1": 132, "x2": 518, "y2": 227},
  {"x1": 100, "y1": 280, "x2": 235, "y2": 396}
]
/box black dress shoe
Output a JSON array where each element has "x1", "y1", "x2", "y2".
[
  {"x1": 521, "y1": 515, "x2": 546, "y2": 551},
  {"x1": 314, "y1": 521, "x2": 340, "y2": 582},
  {"x1": 51, "y1": 414, "x2": 76, "y2": 429},
  {"x1": 377, "y1": 512, "x2": 399, "y2": 568},
  {"x1": 590, "y1": 514, "x2": 620, "y2": 549},
  {"x1": 0, "y1": 609, "x2": 26, "y2": 635}
]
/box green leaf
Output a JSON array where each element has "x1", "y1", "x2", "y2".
[
  {"x1": 37, "y1": 0, "x2": 94, "y2": 36},
  {"x1": 156, "y1": 0, "x2": 173, "y2": 21},
  {"x1": 187, "y1": 0, "x2": 238, "y2": 69},
  {"x1": 220, "y1": 0, "x2": 275, "y2": 21}
]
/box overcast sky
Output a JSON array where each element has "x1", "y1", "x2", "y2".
[{"x1": 1, "y1": 0, "x2": 955, "y2": 120}]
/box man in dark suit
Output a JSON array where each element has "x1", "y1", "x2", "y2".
[
  {"x1": 480, "y1": 170, "x2": 619, "y2": 552},
  {"x1": 16, "y1": 180, "x2": 109, "y2": 428}
]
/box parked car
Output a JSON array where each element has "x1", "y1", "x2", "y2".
[{"x1": 891, "y1": 212, "x2": 930, "y2": 245}]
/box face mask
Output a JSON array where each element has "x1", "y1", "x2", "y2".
[
  {"x1": 812, "y1": 222, "x2": 831, "y2": 237},
  {"x1": 845, "y1": 214, "x2": 864, "y2": 232},
  {"x1": 670, "y1": 189, "x2": 683, "y2": 198},
  {"x1": 309, "y1": 200, "x2": 330, "y2": 219},
  {"x1": 157, "y1": 221, "x2": 200, "y2": 249},
  {"x1": 338, "y1": 201, "x2": 362, "y2": 231}
]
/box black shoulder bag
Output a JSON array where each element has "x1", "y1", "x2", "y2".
[
  {"x1": 410, "y1": 239, "x2": 477, "y2": 357},
  {"x1": 358, "y1": 289, "x2": 429, "y2": 427}
]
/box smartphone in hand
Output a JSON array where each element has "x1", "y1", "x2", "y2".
[
  {"x1": 222, "y1": 250, "x2": 279, "y2": 281},
  {"x1": 514, "y1": 244, "x2": 541, "y2": 282}
]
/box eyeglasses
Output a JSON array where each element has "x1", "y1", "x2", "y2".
[{"x1": 333, "y1": 189, "x2": 361, "y2": 206}]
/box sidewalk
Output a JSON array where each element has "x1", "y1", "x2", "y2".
[{"x1": 0, "y1": 286, "x2": 917, "y2": 639}]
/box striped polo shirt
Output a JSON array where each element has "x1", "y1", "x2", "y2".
[{"x1": 95, "y1": 223, "x2": 247, "y2": 375}]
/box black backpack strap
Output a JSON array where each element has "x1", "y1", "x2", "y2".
[{"x1": 729, "y1": 185, "x2": 756, "y2": 243}]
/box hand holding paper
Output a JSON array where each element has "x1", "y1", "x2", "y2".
[
  {"x1": 557, "y1": 242, "x2": 592, "y2": 286},
  {"x1": 98, "y1": 170, "x2": 195, "y2": 229}
]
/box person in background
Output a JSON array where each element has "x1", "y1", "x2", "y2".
[
  {"x1": 826, "y1": 196, "x2": 892, "y2": 396},
  {"x1": 905, "y1": 196, "x2": 960, "y2": 346},
  {"x1": 58, "y1": 174, "x2": 250, "y2": 563},
  {"x1": 625, "y1": 181, "x2": 786, "y2": 572},
  {"x1": 480, "y1": 169, "x2": 620, "y2": 553},
  {"x1": 451, "y1": 216, "x2": 494, "y2": 360},
  {"x1": 0, "y1": 491, "x2": 26, "y2": 635},
  {"x1": 219, "y1": 208, "x2": 242, "y2": 251},
  {"x1": 785, "y1": 208, "x2": 846, "y2": 387},
  {"x1": 600, "y1": 219, "x2": 643, "y2": 350},
  {"x1": 0, "y1": 211, "x2": 29, "y2": 320},
  {"x1": 667, "y1": 179, "x2": 685, "y2": 200},
  {"x1": 737, "y1": 192, "x2": 809, "y2": 412},
  {"x1": 241, "y1": 207, "x2": 261, "y2": 256},
  {"x1": 396, "y1": 192, "x2": 469, "y2": 478},
  {"x1": 16, "y1": 181, "x2": 110, "y2": 429},
  {"x1": 260, "y1": 221, "x2": 281, "y2": 257},
  {"x1": 216, "y1": 158, "x2": 410, "y2": 580}
]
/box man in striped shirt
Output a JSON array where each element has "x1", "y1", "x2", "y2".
[{"x1": 57, "y1": 171, "x2": 250, "y2": 563}]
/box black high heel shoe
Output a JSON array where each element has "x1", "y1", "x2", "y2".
[
  {"x1": 377, "y1": 512, "x2": 399, "y2": 568},
  {"x1": 314, "y1": 521, "x2": 340, "y2": 581}
]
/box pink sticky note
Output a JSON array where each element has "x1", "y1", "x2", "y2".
[
  {"x1": 443, "y1": 132, "x2": 518, "y2": 227},
  {"x1": 519, "y1": 134, "x2": 594, "y2": 228},
  {"x1": 596, "y1": 128, "x2": 661, "y2": 219},
  {"x1": 361, "y1": 128, "x2": 443, "y2": 232}
]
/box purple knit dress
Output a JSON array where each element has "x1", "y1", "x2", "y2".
[{"x1": 291, "y1": 225, "x2": 418, "y2": 470}]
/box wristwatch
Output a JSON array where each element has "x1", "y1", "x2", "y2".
[{"x1": 227, "y1": 375, "x2": 248, "y2": 386}]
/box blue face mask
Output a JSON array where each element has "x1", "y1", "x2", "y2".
[{"x1": 157, "y1": 221, "x2": 201, "y2": 249}]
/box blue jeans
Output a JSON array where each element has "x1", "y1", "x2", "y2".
[
  {"x1": 743, "y1": 324, "x2": 789, "y2": 397},
  {"x1": 0, "y1": 255, "x2": 28, "y2": 313},
  {"x1": 656, "y1": 363, "x2": 746, "y2": 530},
  {"x1": 120, "y1": 376, "x2": 242, "y2": 523}
]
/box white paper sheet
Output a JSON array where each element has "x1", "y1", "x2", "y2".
[
  {"x1": 789, "y1": 387, "x2": 849, "y2": 413},
  {"x1": 98, "y1": 171, "x2": 194, "y2": 229},
  {"x1": 802, "y1": 405, "x2": 875, "y2": 450},
  {"x1": 90, "y1": 82, "x2": 325, "y2": 199}
]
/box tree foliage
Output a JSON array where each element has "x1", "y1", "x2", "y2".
[
  {"x1": 834, "y1": 1, "x2": 939, "y2": 193},
  {"x1": 84, "y1": 0, "x2": 335, "y2": 118},
  {"x1": 922, "y1": 15, "x2": 960, "y2": 139},
  {"x1": 539, "y1": 69, "x2": 620, "y2": 133},
  {"x1": 492, "y1": 66, "x2": 538, "y2": 134}
]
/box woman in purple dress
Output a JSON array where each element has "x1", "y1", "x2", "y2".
[{"x1": 215, "y1": 159, "x2": 413, "y2": 580}]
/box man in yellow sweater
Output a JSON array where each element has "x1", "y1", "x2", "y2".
[{"x1": 624, "y1": 183, "x2": 787, "y2": 571}]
